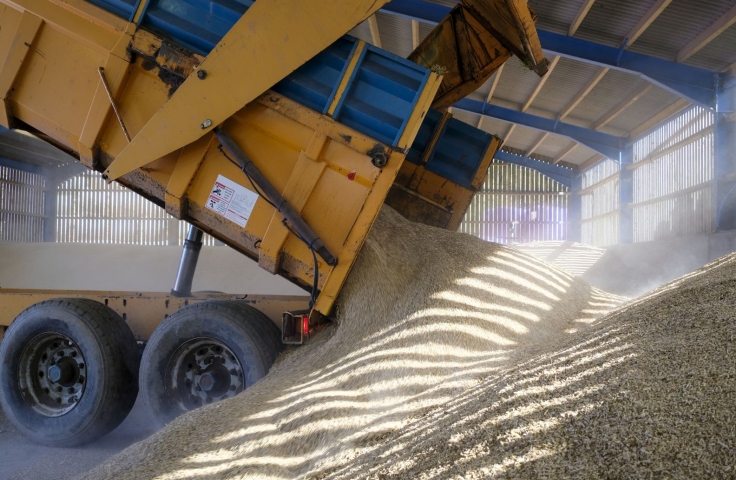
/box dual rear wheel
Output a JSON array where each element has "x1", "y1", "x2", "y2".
[{"x1": 0, "y1": 299, "x2": 280, "y2": 446}]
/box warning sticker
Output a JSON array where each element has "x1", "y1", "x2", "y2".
[{"x1": 205, "y1": 175, "x2": 259, "y2": 228}]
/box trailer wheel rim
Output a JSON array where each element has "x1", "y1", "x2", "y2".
[
  {"x1": 165, "y1": 338, "x2": 244, "y2": 412},
  {"x1": 18, "y1": 333, "x2": 87, "y2": 417}
]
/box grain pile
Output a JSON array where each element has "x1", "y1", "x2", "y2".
[
  {"x1": 322, "y1": 253, "x2": 736, "y2": 479},
  {"x1": 84, "y1": 207, "x2": 621, "y2": 480}
]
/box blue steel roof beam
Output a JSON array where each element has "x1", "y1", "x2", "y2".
[
  {"x1": 494, "y1": 150, "x2": 573, "y2": 188},
  {"x1": 382, "y1": 0, "x2": 718, "y2": 108},
  {"x1": 454, "y1": 98, "x2": 624, "y2": 160},
  {"x1": 0, "y1": 157, "x2": 45, "y2": 175},
  {"x1": 537, "y1": 30, "x2": 716, "y2": 109}
]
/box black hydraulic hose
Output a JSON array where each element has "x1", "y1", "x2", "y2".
[{"x1": 214, "y1": 127, "x2": 338, "y2": 267}]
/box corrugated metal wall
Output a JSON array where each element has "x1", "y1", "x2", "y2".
[
  {"x1": 0, "y1": 166, "x2": 46, "y2": 242},
  {"x1": 632, "y1": 106, "x2": 715, "y2": 242},
  {"x1": 459, "y1": 162, "x2": 569, "y2": 244},
  {"x1": 581, "y1": 159, "x2": 620, "y2": 247},
  {"x1": 57, "y1": 171, "x2": 216, "y2": 246}
]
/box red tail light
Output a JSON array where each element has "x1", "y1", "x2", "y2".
[{"x1": 303, "y1": 316, "x2": 309, "y2": 335}]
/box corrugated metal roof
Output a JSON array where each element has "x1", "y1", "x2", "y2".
[
  {"x1": 492, "y1": 59, "x2": 545, "y2": 108},
  {"x1": 570, "y1": 69, "x2": 644, "y2": 124},
  {"x1": 533, "y1": 133, "x2": 572, "y2": 159},
  {"x1": 361, "y1": 0, "x2": 736, "y2": 168},
  {"x1": 506, "y1": 124, "x2": 544, "y2": 151},
  {"x1": 608, "y1": 87, "x2": 680, "y2": 132},
  {"x1": 566, "y1": 144, "x2": 600, "y2": 165},
  {"x1": 530, "y1": 58, "x2": 601, "y2": 114},
  {"x1": 686, "y1": 22, "x2": 736, "y2": 70},
  {"x1": 348, "y1": 22, "x2": 371, "y2": 44},
  {"x1": 374, "y1": 11, "x2": 414, "y2": 57},
  {"x1": 628, "y1": 0, "x2": 736, "y2": 62},
  {"x1": 527, "y1": 0, "x2": 588, "y2": 35},
  {"x1": 575, "y1": 0, "x2": 662, "y2": 48}
]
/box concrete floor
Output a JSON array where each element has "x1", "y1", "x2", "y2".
[{"x1": 0, "y1": 398, "x2": 154, "y2": 480}]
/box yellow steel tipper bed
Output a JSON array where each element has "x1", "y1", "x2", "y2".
[{"x1": 0, "y1": 0, "x2": 546, "y2": 445}]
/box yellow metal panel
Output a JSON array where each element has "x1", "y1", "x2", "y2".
[
  {"x1": 103, "y1": 0, "x2": 397, "y2": 181},
  {"x1": 11, "y1": 23, "x2": 107, "y2": 145},
  {"x1": 5, "y1": 0, "x2": 130, "y2": 52},
  {"x1": 0, "y1": 10, "x2": 42, "y2": 127},
  {"x1": 0, "y1": 7, "x2": 441, "y2": 320},
  {"x1": 386, "y1": 135, "x2": 500, "y2": 231},
  {"x1": 312, "y1": 149, "x2": 405, "y2": 314},
  {"x1": 79, "y1": 52, "x2": 132, "y2": 164},
  {"x1": 165, "y1": 132, "x2": 215, "y2": 218},
  {"x1": 0, "y1": 289, "x2": 309, "y2": 340},
  {"x1": 259, "y1": 135, "x2": 329, "y2": 274},
  {"x1": 99, "y1": 64, "x2": 172, "y2": 156},
  {"x1": 0, "y1": 6, "x2": 23, "y2": 71}
]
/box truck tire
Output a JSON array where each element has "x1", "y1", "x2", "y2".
[
  {"x1": 0, "y1": 298, "x2": 140, "y2": 446},
  {"x1": 139, "y1": 301, "x2": 281, "y2": 429}
]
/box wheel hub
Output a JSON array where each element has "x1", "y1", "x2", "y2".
[
  {"x1": 18, "y1": 333, "x2": 87, "y2": 417},
  {"x1": 166, "y1": 339, "x2": 244, "y2": 413},
  {"x1": 48, "y1": 357, "x2": 79, "y2": 384}
]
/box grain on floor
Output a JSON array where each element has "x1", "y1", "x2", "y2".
[
  {"x1": 84, "y1": 207, "x2": 620, "y2": 480},
  {"x1": 323, "y1": 253, "x2": 736, "y2": 479}
]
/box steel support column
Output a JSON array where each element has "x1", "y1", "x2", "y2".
[
  {"x1": 715, "y1": 72, "x2": 736, "y2": 230},
  {"x1": 619, "y1": 146, "x2": 634, "y2": 244},
  {"x1": 569, "y1": 175, "x2": 582, "y2": 243},
  {"x1": 43, "y1": 187, "x2": 56, "y2": 242}
]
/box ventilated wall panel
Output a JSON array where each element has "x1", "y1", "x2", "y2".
[
  {"x1": 581, "y1": 159, "x2": 619, "y2": 247},
  {"x1": 632, "y1": 106, "x2": 714, "y2": 242},
  {"x1": 0, "y1": 166, "x2": 46, "y2": 242},
  {"x1": 56, "y1": 171, "x2": 216, "y2": 246},
  {"x1": 459, "y1": 163, "x2": 569, "y2": 244}
]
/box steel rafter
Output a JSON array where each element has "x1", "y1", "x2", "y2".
[
  {"x1": 494, "y1": 150, "x2": 573, "y2": 188},
  {"x1": 382, "y1": 0, "x2": 718, "y2": 107},
  {"x1": 454, "y1": 98, "x2": 624, "y2": 159}
]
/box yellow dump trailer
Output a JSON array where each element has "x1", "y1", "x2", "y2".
[{"x1": 0, "y1": 0, "x2": 546, "y2": 445}]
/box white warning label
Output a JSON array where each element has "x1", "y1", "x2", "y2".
[{"x1": 205, "y1": 174, "x2": 259, "y2": 228}]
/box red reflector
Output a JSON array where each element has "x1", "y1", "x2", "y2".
[{"x1": 303, "y1": 316, "x2": 309, "y2": 335}]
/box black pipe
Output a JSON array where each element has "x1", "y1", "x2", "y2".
[
  {"x1": 214, "y1": 127, "x2": 337, "y2": 266},
  {"x1": 171, "y1": 225, "x2": 204, "y2": 297}
]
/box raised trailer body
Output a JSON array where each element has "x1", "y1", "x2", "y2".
[{"x1": 0, "y1": 0, "x2": 546, "y2": 445}]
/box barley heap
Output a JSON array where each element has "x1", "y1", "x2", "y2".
[
  {"x1": 84, "y1": 207, "x2": 621, "y2": 480},
  {"x1": 323, "y1": 252, "x2": 736, "y2": 479}
]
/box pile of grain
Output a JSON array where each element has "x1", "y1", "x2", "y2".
[
  {"x1": 322, "y1": 253, "x2": 736, "y2": 479},
  {"x1": 84, "y1": 207, "x2": 621, "y2": 480}
]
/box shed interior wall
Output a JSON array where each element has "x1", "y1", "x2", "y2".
[{"x1": 0, "y1": 243, "x2": 303, "y2": 295}]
